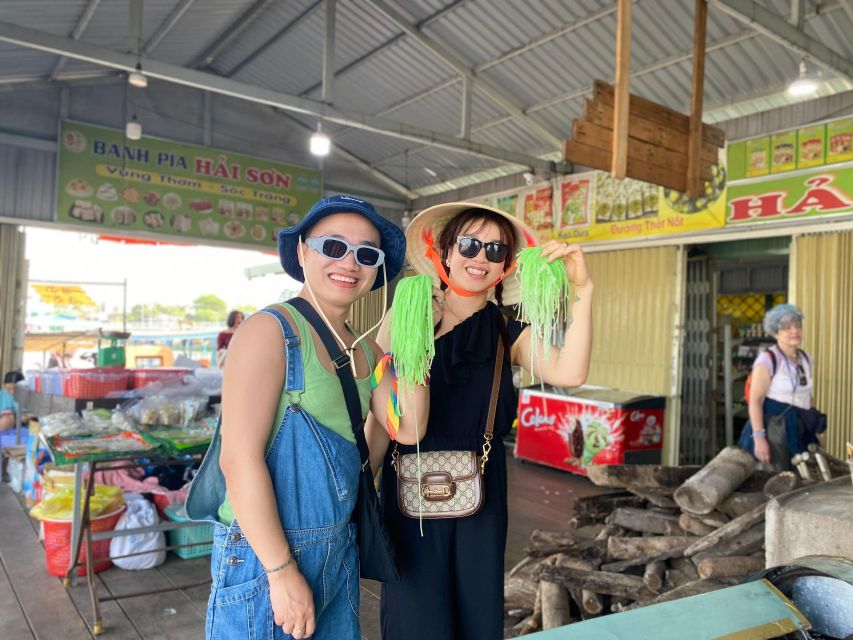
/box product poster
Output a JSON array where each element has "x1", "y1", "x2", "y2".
[
  {"x1": 797, "y1": 125, "x2": 826, "y2": 169},
  {"x1": 521, "y1": 186, "x2": 554, "y2": 241},
  {"x1": 746, "y1": 137, "x2": 771, "y2": 177},
  {"x1": 558, "y1": 177, "x2": 592, "y2": 228},
  {"x1": 56, "y1": 120, "x2": 322, "y2": 248},
  {"x1": 770, "y1": 131, "x2": 796, "y2": 173},
  {"x1": 826, "y1": 117, "x2": 853, "y2": 164},
  {"x1": 554, "y1": 169, "x2": 726, "y2": 244}
]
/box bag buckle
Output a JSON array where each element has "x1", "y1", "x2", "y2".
[
  {"x1": 332, "y1": 353, "x2": 351, "y2": 369},
  {"x1": 420, "y1": 472, "x2": 455, "y2": 501}
]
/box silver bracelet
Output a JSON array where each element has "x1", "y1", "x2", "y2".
[{"x1": 264, "y1": 555, "x2": 293, "y2": 575}]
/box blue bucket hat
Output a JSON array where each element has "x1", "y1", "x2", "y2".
[{"x1": 277, "y1": 195, "x2": 406, "y2": 290}]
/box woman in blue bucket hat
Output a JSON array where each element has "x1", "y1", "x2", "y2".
[{"x1": 187, "y1": 195, "x2": 428, "y2": 639}]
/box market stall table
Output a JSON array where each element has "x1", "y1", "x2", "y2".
[{"x1": 40, "y1": 434, "x2": 212, "y2": 636}]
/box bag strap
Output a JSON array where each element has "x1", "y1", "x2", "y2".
[
  {"x1": 287, "y1": 297, "x2": 370, "y2": 469},
  {"x1": 480, "y1": 332, "x2": 505, "y2": 474}
]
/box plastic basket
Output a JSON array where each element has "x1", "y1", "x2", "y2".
[
  {"x1": 62, "y1": 369, "x2": 130, "y2": 398},
  {"x1": 130, "y1": 368, "x2": 190, "y2": 390},
  {"x1": 165, "y1": 504, "x2": 213, "y2": 559},
  {"x1": 42, "y1": 506, "x2": 125, "y2": 577},
  {"x1": 42, "y1": 369, "x2": 63, "y2": 395}
]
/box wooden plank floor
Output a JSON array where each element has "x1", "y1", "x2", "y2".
[{"x1": 0, "y1": 452, "x2": 602, "y2": 639}]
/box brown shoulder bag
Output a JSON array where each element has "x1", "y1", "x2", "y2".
[{"x1": 393, "y1": 338, "x2": 504, "y2": 519}]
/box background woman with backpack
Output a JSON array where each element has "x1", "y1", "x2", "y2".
[{"x1": 738, "y1": 304, "x2": 825, "y2": 469}]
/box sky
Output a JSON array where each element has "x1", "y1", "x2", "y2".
[{"x1": 25, "y1": 227, "x2": 302, "y2": 314}]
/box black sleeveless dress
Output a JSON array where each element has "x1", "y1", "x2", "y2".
[{"x1": 380, "y1": 303, "x2": 526, "y2": 640}]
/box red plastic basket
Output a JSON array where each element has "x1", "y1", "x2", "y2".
[
  {"x1": 42, "y1": 506, "x2": 125, "y2": 577},
  {"x1": 129, "y1": 368, "x2": 190, "y2": 390},
  {"x1": 62, "y1": 369, "x2": 130, "y2": 398}
]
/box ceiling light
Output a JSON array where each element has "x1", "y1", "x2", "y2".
[
  {"x1": 128, "y1": 62, "x2": 148, "y2": 89},
  {"x1": 310, "y1": 130, "x2": 331, "y2": 157},
  {"x1": 787, "y1": 60, "x2": 819, "y2": 97},
  {"x1": 424, "y1": 167, "x2": 437, "y2": 177},
  {"x1": 126, "y1": 114, "x2": 142, "y2": 140},
  {"x1": 401, "y1": 211, "x2": 412, "y2": 229}
]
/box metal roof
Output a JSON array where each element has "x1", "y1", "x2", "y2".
[{"x1": 1, "y1": 0, "x2": 852, "y2": 199}]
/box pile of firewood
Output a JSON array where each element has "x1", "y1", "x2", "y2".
[{"x1": 503, "y1": 445, "x2": 851, "y2": 636}]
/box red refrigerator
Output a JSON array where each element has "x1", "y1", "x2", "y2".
[{"x1": 514, "y1": 386, "x2": 665, "y2": 476}]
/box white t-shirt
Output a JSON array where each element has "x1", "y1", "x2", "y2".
[{"x1": 752, "y1": 346, "x2": 813, "y2": 409}]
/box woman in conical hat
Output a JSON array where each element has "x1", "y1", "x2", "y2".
[
  {"x1": 187, "y1": 195, "x2": 427, "y2": 640},
  {"x1": 370, "y1": 202, "x2": 593, "y2": 639}
]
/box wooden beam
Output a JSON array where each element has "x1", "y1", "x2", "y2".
[
  {"x1": 563, "y1": 139, "x2": 686, "y2": 192},
  {"x1": 611, "y1": 0, "x2": 632, "y2": 178},
  {"x1": 593, "y1": 82, "x2": 725, "y2": 148},
  {"x1": 585, "y1": 99, "x2": 719, "y2": 164},
  {"x1": 687, "y1": 0, "x2": 708, "y2": 199},
  {"x1": 573, "y1": 119, "x2": 712, "y2": 180}
]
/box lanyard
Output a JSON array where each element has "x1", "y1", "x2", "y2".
[{"x1": 781, "y1": 352, "x2": 800, "y2": 397}]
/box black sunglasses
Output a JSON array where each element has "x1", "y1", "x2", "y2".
[
  {"x1": 305, "y1": 236, "x2": 385, "y2": 268},
  {"x1": 456, "y1": 235, "x2": 510, "y2": 264},
  {"x1": 796, "y1": 364, "x2": 807, "y2": 387}
]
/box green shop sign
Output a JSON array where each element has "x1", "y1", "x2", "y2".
[
  {"x1": 727, "y1": 167, "x2": 853, "y2": 224},
  {"x1": 56, "y1": 120, "x2": 322, "y2": 247}
]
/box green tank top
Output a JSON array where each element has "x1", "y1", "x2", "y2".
[{"x1": 217, "y1": 303, "x2": 375, "y2": 524}]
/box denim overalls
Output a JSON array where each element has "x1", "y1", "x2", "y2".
[{"x1": 187, "y1": 308, "x2": 362, "y2": 639}]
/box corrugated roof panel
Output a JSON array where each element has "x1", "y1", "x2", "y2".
[
  {"x1": 148, "y1": 0, "x2": 263, "y2": 66},
  {"x1": 227, "y1": 7, "x2": 325, "y2": 95},
  {"x1": 329, "y1": 39, "x2": 456, "y2": 116},
  {"x1": 0, "y1": 1, "x2": 80, "y2": 34}
]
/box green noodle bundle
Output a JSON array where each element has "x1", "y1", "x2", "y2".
[
  {"x1": 390, "y1": 274, "x2": 435, "y2": 387},
  {"x1": 515, "y1": 246, "x2": 573, "y2": 364}
]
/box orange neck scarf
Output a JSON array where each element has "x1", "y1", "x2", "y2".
[{"x1": 423, "y1": 229, "x2": 516, "y2": 298}]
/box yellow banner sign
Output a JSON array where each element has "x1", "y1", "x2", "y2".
[{"x1": 32, "y1": 284, "x2": 96, "y2": 307}]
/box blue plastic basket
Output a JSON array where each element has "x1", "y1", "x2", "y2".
[{"x1": 165, "y1": 504, "x2": 213, "y2": 559}]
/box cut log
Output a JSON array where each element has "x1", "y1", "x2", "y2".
[
  {"x1": 607, "y1": 507, "x2": 685, "y2": 535},
  {"x1": 643, "y1": 560, "x2": 666, "y2": 593},
  {"x1": 684, "y1": 503, "x2": 766, "y2": 556},
  {"x1": 669, "y1": 557, "x2": 700, "y2": 580},
  {"x1": 737, "y1": 469, "x2": 777, "y2": 493},
  {"x1": 573, "y1": 524, "x2": 607, "y2": 541},
  {"x1": 697, "y1": 555, "x2": 766, "y2": 580},
  {"x1": 763, "y1": 471, "x2": 801, "y2": 498},
  {"x1": 541, "y1": 581, "x2": 573, "y2": 630},
  {"x1": 508, "y1": 555, "x2": 538, "y2": 577},
  {"x1": 595, "y1": 523, "x2": 627, "y2": 541},
  {"x1": 571, "y1": 492, "x2": 644, "y2": 526},
  {"x1": 505, "y1": 574, "x2": 538, "y2": 612},
  {"x1": 674, "y1": 447, "x2": 756, "y2": 514},
  {"x1": 678, "y1": 512, "x2": 717, "y2": 536},
  {"x1": 645, "y1": 578, "x2": 732, "y2": 605},
  {"x1": 607, "y1": 536, "x2": 695, "y2": 561},
  {"x1": 581, "y1": 589, "x2": 604, "y2": 616},
  {"x1": 586, "y1": 464, "x2": 700, "y2": 490},
  {"x1": 537, "y1": 565, "x2": 656, "y2": 600},
  {"x1": 665, "y1": 568, "x2": 696, "y2": 589},
  {"x1": 601, "y1": 547, "x2": 687, "y2": 573},
  {"x1": 525, "y1": 537, "x2": 606, "y2": 560},
  {"x1": 717, "y1": 492, "x2": 767, "y2": 518},
  {"x1": 691, "y1": 523, "x2": 765, "y2": 565},
  {"x1": 628, "y1": 488, "x2": 678, "y2": 507},
  {"x1": 698, "y1": 511, "x2": 730, "y2": 528}
]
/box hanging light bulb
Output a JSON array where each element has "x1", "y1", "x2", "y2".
[
  {"x1": 401, "y1": 210, "x2": 412, "y2": 229},
  {"x1": 128, "y1": 62, "x2": 148, "y2": 89},
  {"x1": 310, "y1": 123, "x2": 331, "y2": 157},
  {"x1": 787, "y1": 60, "x2": 819, "y2": 97},
  {"x1": 126, "y1": 113, "x2": 142, "y2": 140}
]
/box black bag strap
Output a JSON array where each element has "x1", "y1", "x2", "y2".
[{"x1": 287, "y1": 297, "x2": 370, "y2": 468}]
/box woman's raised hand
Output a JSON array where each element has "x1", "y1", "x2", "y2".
[{"x1": 538, "y1": 241, "x2": 591, "y2": 288}]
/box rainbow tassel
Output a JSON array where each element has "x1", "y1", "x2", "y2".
[{"x1": 371, "y1": 354, "x2": 401, "y2": 440}]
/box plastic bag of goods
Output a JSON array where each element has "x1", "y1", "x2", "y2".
[
  {"x1": 29, "y1": 483, "x2": 125, "y2": 520},
  {"x1": 109, "y1": 494, "x2": 166, "y2": 570}
]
